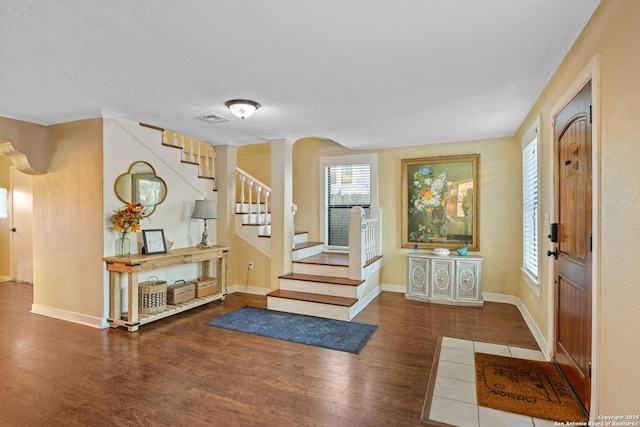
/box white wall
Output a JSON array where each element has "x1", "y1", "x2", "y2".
[{"x1": 102, "y1": 118, "x2": 218, "y2": 314}]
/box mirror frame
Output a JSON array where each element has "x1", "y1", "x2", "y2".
[{"x1": 114, "y1": 161, "x2": 167, "y2": 217}]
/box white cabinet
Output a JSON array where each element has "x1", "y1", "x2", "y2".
[{"x1": 406, "y1": 253, "x2": 483, "y2": 306}]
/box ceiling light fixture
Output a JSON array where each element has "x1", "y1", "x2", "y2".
[{"x1": 225, "y1": 99, "x2": 260, "y2": 119}]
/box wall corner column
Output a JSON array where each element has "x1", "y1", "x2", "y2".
[{"x1": 269, "y1": 138, "x2": 295, "y2": 290}]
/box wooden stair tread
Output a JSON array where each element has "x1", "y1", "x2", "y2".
[
  {"x1": 267, "y1": 290, "x2": 357, "y2": 307},
  {"x1": 293, "y1": 241, "x2": 323, "y2": 251},
  {"x1": 278, "y1": 272, "x2": 364, "y2": 286},
  {"x1": 294, "y1": 252, "x2": 349, "y2": 267}
]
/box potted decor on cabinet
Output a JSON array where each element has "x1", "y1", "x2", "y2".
[{"x1": 111, "y1": 202, "x2": 145, "y2": 257}]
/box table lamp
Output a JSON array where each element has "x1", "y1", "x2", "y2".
[{"x1": 191, "y1": 199, "x2": 218, "y2": 248}]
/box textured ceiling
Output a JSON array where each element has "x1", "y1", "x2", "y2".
[{"x1": 0, "y1": 0, "x2": 600, "y2": 149}]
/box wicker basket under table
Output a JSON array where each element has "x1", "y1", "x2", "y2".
[{"x1": 138, "y1": 279, "x2": 168, "y2": 315}]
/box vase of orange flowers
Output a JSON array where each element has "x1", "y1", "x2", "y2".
[{"x1": 111, "y1": 203, "x2": 145, "y2": 257}]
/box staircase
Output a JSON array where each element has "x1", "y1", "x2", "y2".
[
  {"x1": 268, "y1": 231, "x2": 380, "y2": 321},
  {"x1": 235, "y1": 168, "x2": 383, "y2": 321},
  {"x1": 131, "y1": 124, "x2": 383, "y2": 322}
]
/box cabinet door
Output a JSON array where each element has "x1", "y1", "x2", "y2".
[
  {"x1": 430, "y1": 259, "x2": 455, "y2": 299},
  {"x1": 407, "y1": 257, "x2": 429, "y2": 296},
  {"x1": 455, "y1": 260, "x2": 481, "y2": 301}
]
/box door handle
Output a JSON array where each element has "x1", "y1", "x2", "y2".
[{"x1": 547, "y1": 247, "x2": 558, "y2": 259}]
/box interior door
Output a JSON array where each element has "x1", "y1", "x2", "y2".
[
  {"x1": 10, "y1": 167, "x2": 33, "y2": 283},
  {"x1": 552, "y1": 81, "x2": 592, "y2": 414}
]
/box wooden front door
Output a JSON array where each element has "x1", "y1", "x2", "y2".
[{"x1": 552, "y1": 81, "x2": 592, "y2": 414}]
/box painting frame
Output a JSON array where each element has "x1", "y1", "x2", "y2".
[
  {"x1": 142, "y1": 229, "x2": 167, "y2": 255},
  {"x1": 401, "y1": 154, "x2": 480, "y2": 250}
]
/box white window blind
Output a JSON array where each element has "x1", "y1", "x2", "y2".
[
  {"x1": 326, "y1": 163, "x2": 371, "y2": 248},
  {"x1": 522, "y1": 135, "x2": 539, "y2": 282}
]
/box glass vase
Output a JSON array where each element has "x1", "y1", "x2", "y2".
[{"x1": 116, "y1": 232, "x2": 130, "y2": 257}]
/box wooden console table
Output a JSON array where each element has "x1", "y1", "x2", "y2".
[{"x1": 104, "y1": 246, "x2": 229, "y2": 332}]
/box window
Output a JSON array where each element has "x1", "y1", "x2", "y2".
[
  {"x1": 0, "y1": 188, "x2": 7, "y2": 219},
  {"x1": 320, "y1": 154, "x2": 378, "y2": 250},
  {"x1": 522, "y1": 121, "x2": 540, "y2": 292}
]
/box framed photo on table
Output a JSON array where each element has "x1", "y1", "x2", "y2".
[
  {"x1": 401, "y1": 154, "x2": 480, "y2": 250},
  {"x1": 142, "y1": 229, "x2": 167, "y2": 255}
]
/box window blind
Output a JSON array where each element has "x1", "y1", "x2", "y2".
[
  {"x1": 522, "y1": 137, "x2": 539, "y2": 281},
  {"x1": 326, "y1": 163, "x2": 371, "y2": 248}
]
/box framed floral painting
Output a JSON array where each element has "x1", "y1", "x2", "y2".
[{"x1": 401, "y1": 154, "x2": 480, "y2": 250}]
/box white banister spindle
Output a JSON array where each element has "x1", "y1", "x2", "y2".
[
  {"x1": 192, "y1": 138, "x2": 199, "y2": 163},
  {"x1": 239, "y1": 174, "x2": 246, "y2": 212},
  {"x1": 188, "y1": 137, "x2": 195, "y2": 162},
  {"x1": 248, "y1": 180, "x2": 254, "y2": 219},
  {"x1": 256, "y1": 185, "x2": 262, "y2": 224},
  {"x1": 370, "y1": 206, "x2": 382, "y2": 260},
  {"x1": 209, "y1": 145, "x2": 216, "y2": 178}
]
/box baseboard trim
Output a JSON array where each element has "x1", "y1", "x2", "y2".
[
  {"x1": 31, "y1": 304, "x2": 108, "y2": 329},
  {"x1": 227, "y1": 284, "x2": 271, "y2": 296},
  {"x1": 381, "y1": 283, "x2": 405, "y2": 293},
  {"x1": 483, "y1": 292, "x2": 551, "y2": 360}
]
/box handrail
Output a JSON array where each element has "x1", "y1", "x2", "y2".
[
  {"x1": 236, "y1": 167, "x2": 271, "y2": 234},
  {"x1": 236, "y1": 167, "x2": 270, "y2": 191}
]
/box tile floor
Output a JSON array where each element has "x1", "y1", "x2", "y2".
[{"x1": 427, "y1": 336, "x2": 557, "y2": 427}]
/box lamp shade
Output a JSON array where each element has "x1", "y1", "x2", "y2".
[
  {"x1": 191, "y1": 200, "x2": 218, "y2": 219},
  {"x1": 225, "y1": 99, "x2": 260, "y2": 119}
]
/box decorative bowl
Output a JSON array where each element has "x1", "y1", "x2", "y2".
[{"x1": 432, "y1": 248, "x2": 450, "y2": 256}]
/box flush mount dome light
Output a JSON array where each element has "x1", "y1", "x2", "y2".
[{"x1": 225, "y1": 99, "x2": 260, "y2": 119}]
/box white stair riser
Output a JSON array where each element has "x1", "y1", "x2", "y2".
[
  {"x1": 279, "y1": 279, "x2": 360, "y2": 298},
  {"x1": 259, "y1": 225, "x2": 271, "y2": 236},
  {"x1": 292, "y1": 244, "x2": 323, "y2": 261},
  {"x1": 293, "y1": 232, "x2": 309, "y2": 245},
  {"x1": 240, "y1": 213, "x2": 270, "y2": 224},
  {"x1": 292, "y1": 263, "x2": 349, "y2": 278},
  {"x1": 267, "y1": 297, "x2": 352, "y2": 321}
]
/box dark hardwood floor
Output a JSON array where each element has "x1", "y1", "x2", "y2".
[{"x1": 0, "y1": 281, "x2": 538, "y2": 426}]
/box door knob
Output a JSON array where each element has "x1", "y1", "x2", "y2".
[
  {"x1": 10, "y1": 228, "x2": 16, "y2": 232},
  {"x1": 547, "y1": 248, "x2": 558, "y2": 259}
]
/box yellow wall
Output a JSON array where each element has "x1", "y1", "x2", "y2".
[
  {"x1": 32, "y1": 119, "x2": 104, "y2": 318},
  {"x1": 0, "y1": 155, "x2": 11, "y2": 276},
  {"x1": 516, "y1": 0, "x2": 639, "y2": 414},
  {"x1": 293, "y1": 136, "x2": 521, "y2": 294},
  {"x1": 233, "y1": 142, "x2": 273, "y2": 290},
  {"x1": 237, "y1": 142, "x2": 271, "y2": 185}
]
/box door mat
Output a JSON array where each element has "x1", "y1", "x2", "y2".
[
  {"x1": 205, "y1": 306, "x2": 377, "y2": 354},
  {"x1": 475, "y1": 352, "x2": 586, "y2": 422}
]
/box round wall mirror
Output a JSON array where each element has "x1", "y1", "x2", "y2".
[{"x1": 114, "y1": 161, "x2": 167, "y2": 216}]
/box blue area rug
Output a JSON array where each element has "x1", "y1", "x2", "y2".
[{"x1": 205, "y1": 306, "x2": 377, "y2": 354}]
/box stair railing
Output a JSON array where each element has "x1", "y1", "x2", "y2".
[
  {"x1": 348, "y1": 206, "x2": 382, "y2": 280},
  {"x1": 162, "y1": 130, "x2": 216, "y2": 180},
  {"x1": 236, "y1": 167, "x2": 271, "y2": 234}
]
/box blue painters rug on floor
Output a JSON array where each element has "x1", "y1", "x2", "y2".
[{"x1": 205, "y1": 306, "x2": 377, "y2": 354}]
